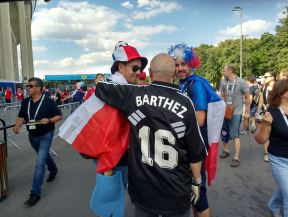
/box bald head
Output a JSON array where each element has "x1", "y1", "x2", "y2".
[{"x1": 149, "y1": 53, "x2": 175, "y2": 82}]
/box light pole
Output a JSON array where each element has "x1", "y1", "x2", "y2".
[{"x1": 232, "y1": 6, "x2": 243, "y2": 78}]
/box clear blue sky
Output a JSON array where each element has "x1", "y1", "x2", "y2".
[{"x1": 32, "y1": 0, "x2": 288, "y2": 77}]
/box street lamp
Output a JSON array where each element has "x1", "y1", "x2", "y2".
[{"x1": 232, "y1": 6, "x2": 243, "y2": 78}]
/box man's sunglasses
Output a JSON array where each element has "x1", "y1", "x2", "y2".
[
  {"x1": 132, "y1": 65, "x2": 141, "y2": 73},
  {"x1": 264, "y1": 76, "x2": 272, "y2": 79},
  {"x1": 26, "y1": 84, "x2": 38, "y2": 88}
]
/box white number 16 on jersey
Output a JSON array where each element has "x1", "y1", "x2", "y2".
[{"x1": 139, "y1": 126, "x2": 178, "y2": 169}]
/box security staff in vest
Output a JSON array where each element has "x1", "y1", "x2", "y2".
[{"x1": 13, "y1": 77, "x2": 63, "y2": 207}]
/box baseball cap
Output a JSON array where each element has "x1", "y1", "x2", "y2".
[{"x1": 111, "y1": 42, "x2": 148, "y2": 73}]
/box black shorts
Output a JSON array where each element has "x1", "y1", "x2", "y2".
[{"x1": 193, "y1": 160, "x2": 209, "y2": 212}]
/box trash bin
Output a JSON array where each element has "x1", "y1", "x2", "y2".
[{"x1": 0, "y1": 141, "x2": 8, "y2": 200}]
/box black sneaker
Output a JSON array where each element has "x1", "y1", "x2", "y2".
[
  {"x1": 47, "y1": 171, "x2": 57, "y2": 182},
  {"x1": 24, "y1": 194, "x2": 40, "y2": 206}
]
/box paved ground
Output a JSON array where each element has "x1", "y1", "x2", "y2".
[{"x1": 0, "y1": 129, "x2": 277, "y2": 217}]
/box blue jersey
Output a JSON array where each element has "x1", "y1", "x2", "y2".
[
  {"x1": 179, "y1": 74, "x2": 214, "y2": 147},
  {"x1": 179, "y1": 74, "x2": 209, "y2": 111}
]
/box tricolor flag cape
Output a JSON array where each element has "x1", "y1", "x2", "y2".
[
  {"x1": 58, "y1": 94, "x2": 130, "y2": 173},
  {"x1": 185, "y1": 75, "x2": 225, "y2": 186}
]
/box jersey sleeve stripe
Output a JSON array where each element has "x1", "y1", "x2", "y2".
[
  {"x1": 177, "y1": 132, "x2": 185, "y2": 138},
  {"x1": 136, "y1": 109, "x2": 146, "y2": 119},
  {"x1": 131, "y1": 112, "x2": 142, "y2": 122},
  {"x1": 128, "y1": 115, "x2": 138, "y2": 126},
  {"x1": 174, "y1": 126, "x2": 186, "y2": 133},
  {"x1": 170, "y1": 121, "x2": 184, "y2": 128}
]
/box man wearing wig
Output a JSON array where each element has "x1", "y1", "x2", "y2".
[{"x1": 168, "y1": 44, "x2": 225, "y2": 217}]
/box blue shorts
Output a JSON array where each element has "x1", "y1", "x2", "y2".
[
  {"x1": 250, "y1": 107, "x2": 257, "y2": 117},
  {"x1": 221, "y1": 115, "x2": 242, "y2": 143},
  {"x1": 194, "y1": 160, "x2": 209, "y2": 212}
]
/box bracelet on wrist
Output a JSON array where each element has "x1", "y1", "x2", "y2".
[{"x1": 192, "y1": 177, "x2": 202, "y2": 185}]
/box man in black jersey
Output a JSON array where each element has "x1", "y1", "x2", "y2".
[{"x1": 95, "y1": 53, "x2": 206, "y2": 217}]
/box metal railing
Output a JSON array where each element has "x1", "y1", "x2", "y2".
[{"x1": 1, "y1": 102, "x2": 80, "y2": 153}]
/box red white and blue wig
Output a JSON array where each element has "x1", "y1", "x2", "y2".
[{"x1": 168, "y1": 43, "x2": 201, "y2": 69}]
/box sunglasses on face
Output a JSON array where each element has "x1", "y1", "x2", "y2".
[
  {"x1": 131, "y1": 65, "x2": 141, "y2": 73},
  {"x1": 26, "y1": 84, "x2": 37, "y2": 88},
  {"x1": 264, "y1": 76, "x2": 272, "y2": 79}
]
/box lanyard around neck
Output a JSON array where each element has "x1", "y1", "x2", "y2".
[
  {"x1": 28, "y1": 95, "x2": 45, "y2": 120},
  {"x1": 226, "y1": 79, "x2": 236, "y2": 95},
  {"x1": 279, "y1": 106, "x2": 288, "y2": 128}
]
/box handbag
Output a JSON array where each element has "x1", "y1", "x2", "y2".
[
  {"x1": 223, "y1": 79, "x2": 236, "y2": 120},
  {"x1": 224, "y1": 106, "x2": 234, "y2": 120}
]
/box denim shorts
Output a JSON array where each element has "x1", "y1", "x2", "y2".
[
  {"x1": 221, "y1": 115, "x2": 242, "y2": 143},
  {"x1": 250, "y1": 107, "x2": 257, "y2": 117}
]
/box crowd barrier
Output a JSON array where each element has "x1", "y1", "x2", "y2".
[
  {"x1": 0, "y1": 103, "x2": 20, "y2": 118},
  {"x1": 0, "y1": 119, "x2": 14, "y2": 201},
  {"x1": 1, "y1": 102, "x2": 80, "y2": 152}
]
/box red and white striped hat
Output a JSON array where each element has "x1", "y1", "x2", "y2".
[{"x1": 111, "y1": 41, "x2": 148, "y2": 73}]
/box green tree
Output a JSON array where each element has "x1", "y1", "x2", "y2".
[{"x1": 275, "y1": 7, "x2": 288, "y2": 71}]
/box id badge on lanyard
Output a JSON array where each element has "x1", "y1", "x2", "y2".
[
  {"x1": 28, "y1": 120, "x2": 36, "y2": 130},
  {"x1": 226, "y1": 80, "x2": 235, "y2": 105},
  {"x1": 28, "y1": 95, "x2": 45, "y2": 130}
]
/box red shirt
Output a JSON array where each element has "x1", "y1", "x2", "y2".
[
  {"x1": 4, "y1": 89, "x2": 12, "y2": 99},
  {"x1": 16, "y1": 91, "x2": 23, "y2": 100},
  {"x1": 83, "y1": 87, "x2": 95, "y2": 101}
]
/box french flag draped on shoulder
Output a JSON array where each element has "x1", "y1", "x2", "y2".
[
  {"x1": 58, "y1": 73, "x2": 130, "y2": 173},
  {"x1": 189, "y1": 75, "x2": 225, "y2": 186}
]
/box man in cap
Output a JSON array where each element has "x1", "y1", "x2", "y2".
[
  {"x1": 86, "y1": 41, "x2": 147, "y2": 217},
  {"x1": 107, "y1": 41, "x2": 148, "y2": 185},
  {"x1": 110, "y1": 41, "x2": 147, "y2": 84}
]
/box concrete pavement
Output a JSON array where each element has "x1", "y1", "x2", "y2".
[{"x1": 0, "y1": 131, "x2": 276, "y2": 217}]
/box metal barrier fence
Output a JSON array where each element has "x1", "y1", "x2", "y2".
[
  {"x1": 0, "y1": 103, "x2": 20, "y2": 119},
  {"x1": 1, "y1": 102, "x2": 80, "y2": 152},
  {"x1": 2, "y1": 105, "x2": 21, "y2": 127},
  {"x1": 54, "y1": 102, "x2": 80, "y2": 138}
]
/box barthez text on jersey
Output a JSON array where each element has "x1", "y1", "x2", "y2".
[{"x1": 136, "y1": 95, "x2": 188, "y2": 119}]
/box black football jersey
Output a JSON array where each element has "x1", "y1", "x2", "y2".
[{"x1": 95, "y1": 80, "x2": 207, "y2": 215}]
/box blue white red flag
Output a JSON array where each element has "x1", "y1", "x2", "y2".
[{"x1": 187, "y1": 75, "x2": 225, "y2": 186}]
